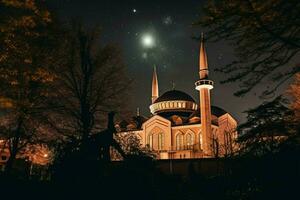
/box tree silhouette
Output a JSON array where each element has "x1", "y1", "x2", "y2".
[
  {"x1": 237, "y1": 96, "x2": 296, "y2": 156},
  {"x1": 112, "y1": 131, "x2": 155, "y2": 161},
  {"x1": 87, "y1": 111, "x2": 126, "y2": 162},
  {"x1": 0, "y1": 0, "x2": 59, "y2": 174},
  {"x1": 48, "y1": 23, "x2": 130, "y2": 148}
]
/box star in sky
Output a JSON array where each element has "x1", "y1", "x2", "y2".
[
  {"x1": 132, "y1": 8, "x2": 137, "y2": 13},
  {"x1": 163, "y1": 16, "x2": 173, "y2": 25}
]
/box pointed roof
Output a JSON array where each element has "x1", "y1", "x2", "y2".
[
  {"x1": 152, "y1": 65, "x2": 159, "y2": 103},
  {"x1": 199, "y1": 33, "x2": 209, "y2": 79}
]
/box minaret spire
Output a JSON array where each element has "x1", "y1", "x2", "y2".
[
  {"x1": 151, "y1": 65, "x2": 159, "y2": 103},
  {"x1": 195, "y1": 33, "x2": 214, "y2": 157},
  {"x1": 199, "y1": 32, "x2": 209, "y2": 79}
]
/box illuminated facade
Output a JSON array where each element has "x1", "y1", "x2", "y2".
[{"x1": 116, "y1": 35, "x2": 238, "y2": 159}]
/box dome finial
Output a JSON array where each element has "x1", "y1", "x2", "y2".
[{"x1": 171, "y1": 81, "x2": 176, "y2": 90}]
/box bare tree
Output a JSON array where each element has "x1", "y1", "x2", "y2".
[
  {"x1": 221, "y1": 128, "x2": 238, "y2": 157},
  {"x1": 50, "y1": 23, "x2": 130, "y2": 151},
  {"x1": 209, "y1": 128, "x2": 238, "y2": 158},
  {"x1": 112, "y1": 131, "x2": 155, "y2": 161},
  {"x1": 211, "y1": 137, "x2": 220, "y2": 158}
]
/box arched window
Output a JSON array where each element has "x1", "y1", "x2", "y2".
[
  {"x1": 186, "y1": 132, "x2": 194, "y2": 149},
  {"x1": 176, "y1": 133, "x2": 183, "y2": 150},
  {"x1": 148, "y1": 134, "x2": 153, "y2": 149},
  {"x1": 148, "y1": 132, "x2": 164, "y2": 151},
  {"x1": 158, "y1": 133, "x2": 164, "y2": 150},
  {"x1": 199, "y1": 132, "x2": 203, "y2": 150}
]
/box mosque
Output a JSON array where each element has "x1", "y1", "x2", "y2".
[{"x1": 116, "y1": 35, "x2": 238, "y2": 159}]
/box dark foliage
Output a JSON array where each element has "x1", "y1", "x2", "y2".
[
  {"x1": 238, "y1": 96, "x2": 299, "y2": 156},
  {"x1": 0, "y1": 0, "x2": 61, "y2": 174}
]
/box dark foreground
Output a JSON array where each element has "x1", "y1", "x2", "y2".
[{"x1": 1, "y1": 153, "x2": 299, "y2": 200}]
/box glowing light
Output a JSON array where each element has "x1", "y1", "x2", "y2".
[
  {"x1": 133, "y1": 9, "x2": 137, "y2": 13},
  {"x1": 43, "y1": 153, "x2": 48, "y2": 158},
  {"x1": 195, "y1": 84, "x2": 214, "y2": 90},
  {"x1": 141, "y1": 34, "x2": 155, "y2": 48}
]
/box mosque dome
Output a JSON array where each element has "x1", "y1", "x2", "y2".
[
  {"x1": 150, "y1": 90, "x2": 198, "y2": 117},
  {"x1": 154, "y1": 90, "x2": 196, "y2": 103}
]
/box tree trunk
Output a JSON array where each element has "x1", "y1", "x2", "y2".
[
  {"x1": 4, "y1": 118, "x2": 23, "y2": 175},
  {"x1": 4, "y1": 137, "x2": 20, "y2": 175}
]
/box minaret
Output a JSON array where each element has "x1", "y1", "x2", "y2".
[
  {"x1": 151, "y1": 65, "x2": 159, "y2": 103},
  {"x1": 195, "y1": 33, "x2": 214, "y2": 157}
]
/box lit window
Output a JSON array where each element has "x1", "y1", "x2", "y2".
[
  {"x1": 158, "y1": 133, "x2": 164, "y2": 150},
  {"x1": 186, "y1": 132, "x2": 194, "y2": 147},
  {"x1": 176, "y1": 133, "x2": 183, "y2": 150},
  {"x1": 148, "y1": 134, "x2": 153, "y2": 149},
  {"x1": 199, "y1": 132, "x2": 202, "y2": 150}
]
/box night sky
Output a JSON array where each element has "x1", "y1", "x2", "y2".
[{"x1": 48, "y1": 0, "x2": 266, "y2": 123}]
